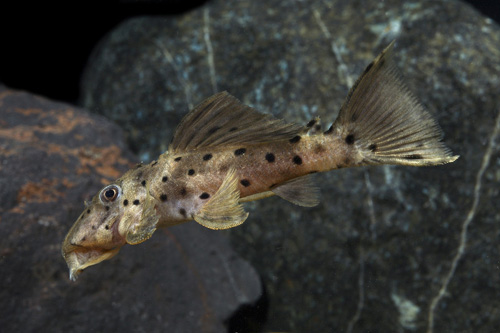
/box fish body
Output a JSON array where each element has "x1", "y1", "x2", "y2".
[{"x1": 62, "y1": 42, "x2": 458, "y2": 280}]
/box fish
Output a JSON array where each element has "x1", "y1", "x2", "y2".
[{"x1": 62, "y1": 41, "x2": 458, "y2": 280}]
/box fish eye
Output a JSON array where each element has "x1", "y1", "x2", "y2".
[{"x1": 99, "y1": 185, "x2": 121, "y2": 203}]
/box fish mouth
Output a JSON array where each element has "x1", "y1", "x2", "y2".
[
  {"x1": 61, "y1": 211, "x2": 125, "y2": 281},
  {"x1": 63, "y1": 245, "x2": 121, "y2": 281}
]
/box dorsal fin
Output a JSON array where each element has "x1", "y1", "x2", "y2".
[
  {"x1": 169, "y1": 92, "x2": 303, "y2": 153},
  {"x1": 271, "y1": 175, "x2": 320, "y2": 207}
]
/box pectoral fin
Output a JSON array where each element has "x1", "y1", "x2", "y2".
[
  {"x1": 194, "y1": 168, "x2": 249, "y2": 230},
  {"x1": 271, "y1": 175, "x2": 320, "y2": 207},
  {"x1": 126, "y1": 190, "x2": 160, "y2": 245}
]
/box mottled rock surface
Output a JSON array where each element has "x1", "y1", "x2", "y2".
[
  {"x1": 0, "y1": 86, "x2": 261, "y2": 332},
  {"x1": 80, "y1": 0, "x2": 500, "y2": 331}
]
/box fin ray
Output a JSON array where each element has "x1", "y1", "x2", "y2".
[
  {"x1": 194, "y1": 168, "x2": 249, "y2": 229},
  {"x1": 126, "y1": 188, "x2": 160, "y2": 245},
  {"x1": 169, "y1": 92, "x2": 303, "y2": 153},
  {"x1": 332, "y1": 41, "x2": 458, "y2": 166},
  {"x1": 239, "y1": 191, "x2": 275, "y2": 203},
  {"x1": 271, "y1": 175, "x2": 320, "y2": 207}
]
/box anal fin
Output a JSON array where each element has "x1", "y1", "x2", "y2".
[
  {"x1": 271, "y1": 175, "x2": 320, "y2": 207},
  {"x1": 195, "y1": 168, "x2": 249, "y2": 230}
]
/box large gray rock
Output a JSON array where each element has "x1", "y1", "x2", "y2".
[
  {"x1": 81, "y1": 0, "x2": 500, "y2": 331},
  {"x1": 0, "y1": 86, "x2": 261, "y2": 333}
]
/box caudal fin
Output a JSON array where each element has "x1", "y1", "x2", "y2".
[{"x1": 330, "y1": 41, "x2": 458, "y2": 166}]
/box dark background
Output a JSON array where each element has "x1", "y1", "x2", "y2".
[{"x1": 0, "y1": 0, "x2": 498, "y2": 104}]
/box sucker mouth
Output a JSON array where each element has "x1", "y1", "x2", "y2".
[
  {"x1": 64, "y1": 247, "x2": 121, "y2": 281},
  {"x1": 61, "y1": 214, "x2": 125, "y2": 280}
]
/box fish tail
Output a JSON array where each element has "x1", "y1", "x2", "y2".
[{"x1": 327, "y1": 41, "x2": 458, "y2": 166}]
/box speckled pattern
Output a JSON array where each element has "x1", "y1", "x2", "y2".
[
  {"x1": 80, "y1": 0, "x2": 500, "y2": 331},
  {"x1": 0, "y1": 86, "x2": 261, "y2": 332}
]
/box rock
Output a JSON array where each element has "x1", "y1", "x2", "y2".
[
  {"x1": 80, "y1": 0, "x2": 500, "y2": 331},
  {"x1": 0, "y1": 86, "x2": 261, "y2": 332}
]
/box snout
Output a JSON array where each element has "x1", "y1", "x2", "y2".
[{"x1": 62, "y1": 245, "x2": 121, "y2": 281}]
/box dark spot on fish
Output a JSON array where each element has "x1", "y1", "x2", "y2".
[
  {"x1": 174, "y1": 157, "x2": 182, "y2": 161},
  {"x1": 293, "y1": 155, "x2": 303, "y2": 165},
  {"x1": 151, "y1": 160, "x2": 158, "y2": 166},
  {"x1": 234, "y1": 148, "x2": 246, "y2": 156},
  {"x1": 188, "y1": 169, "x2": 195, "y2": 176},
  {"x1": 404, "y1": 154, "x2": 423, "y2": 160},
  {"x1": 315, "y1": 124, "x2": 322, "y2": 131},
  {"x1": 162, "y1": 176, "x2": 168, "y2": 182},
  {"x1": 345, "y1": 134, "x2": 355, "y2": 145},
  {"x1": 123, "y1": 199, "x2": 128, "y2": 206},
  {"x1": 325, "y1": 125, "x2": 334, "y2": 134},
  {"x1": 203, "y1": 154, "x2": 213, "y2": 161},
  {"x1": 364, "y1": 61, "x2": 374, "y2": 74},
  {"x1": 368, "y1": 144, "x2": 377, "y2": 152},
  {"x1": 314, "y1": 144, "x2": 325, "y2": 154},
  {"x1": 141, "y1": 180, "x2": 146, "y2": 186},
  {"x1": 289, "y1": 135, "x2": 301, "y2": 144},
  {"x1": 265, "y1": 153, "x2": 275, "y2": 163},
  {"x1": 179, "y1": 208, "x2": 187, "y2": 218},
  {"x1": 92, "y1": 225, "x2": 96, "y2": 230},
  {"x1": 105, "y1": 206, "x2": 110, "y2": 211},
  {"x1": 180, "y1": 188, "x2": 187, "y2": 196},
  {"x1": 219, "y1": 164, "x2": 229, "y2": 173},
  {"x1": 87, "y1": 209, "x2": 90, "y2": 214},
  {"x1": 208, "y1": 126, "x2": 220, "y2": 134},
  {"x1": 200, "y1": 192, "x2": 210, "y2": 199},
  {"x1": 306, "y1": 119, "x2": 316, "y2": 127},
  {"x1": 133, "y1": 199, "x2": 140, "y2": 205},
  {"x1": 105, "y1": 225, "x2": 109, "y2": 230},
  {"x1": 229, "y1": 127, "x2": 238, "y2": 132},
  {"x1": 240, "y1": 179, "x2": 251, "y2": 187},
  {"x1": 160, "y1": 194, "x2": 168, "y2": 202}
]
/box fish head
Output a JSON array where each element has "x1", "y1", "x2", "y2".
[{"x1": 62, "y1": 170, "x2": 150, "y2": 281}]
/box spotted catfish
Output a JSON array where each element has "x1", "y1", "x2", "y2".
[{"x1": 62, "y1": 42, "x2": 458, "y2": 280}]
